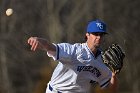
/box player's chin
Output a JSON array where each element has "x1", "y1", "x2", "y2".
[{"x1": 95, "y1": 44, "x2": 100, "y2": 48}]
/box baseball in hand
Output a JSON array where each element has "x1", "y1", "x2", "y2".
[{"x1": 6, "y1": 8, "x2": 13, "y2": 16}]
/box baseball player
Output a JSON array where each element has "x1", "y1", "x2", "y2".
[{"x1": 27, "y1": 19, "x2": 118, "y2": 93}]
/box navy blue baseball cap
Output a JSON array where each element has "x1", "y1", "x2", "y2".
[{"x1": 87, "y1": 19, "x2": 107, "y2": 33}]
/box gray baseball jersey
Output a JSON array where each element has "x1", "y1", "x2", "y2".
[{"x1": 46, "y1": 43, "x2": 112, "y2": 93}]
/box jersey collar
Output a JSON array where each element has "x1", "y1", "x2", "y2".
[{"x1": 85, "y1": 43, "x2": 102, "y2": 58}]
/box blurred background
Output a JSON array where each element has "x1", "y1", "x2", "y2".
[{"x1": 0, "y1": 0, "x2": 140, "y2": 93}]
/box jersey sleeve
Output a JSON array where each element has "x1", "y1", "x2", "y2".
[
  {"x1": 98, "y1": 71, "x2": 112, "y2": 89},
  {"x1": 47, "y1": 43, "x2": 76, "y2": 64},
  {"x1": 99, "y1": 78, "x2": 111, "y2": 88}
]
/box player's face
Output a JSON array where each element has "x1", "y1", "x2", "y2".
[{"x1": 86, "y1": 32, "x2": 105, "y2": 49}]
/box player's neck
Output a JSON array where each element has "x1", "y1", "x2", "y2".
[
  {"x1": 87, "y1": 42, "x2": 97, "y2": 55},
  {"x1": 91, "y1": 48, "x2": 97, "y2": 56}
]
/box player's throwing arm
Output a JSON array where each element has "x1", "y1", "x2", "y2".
[{"x1": 27, "y1": 37, "x2": 56, "y2": 52}]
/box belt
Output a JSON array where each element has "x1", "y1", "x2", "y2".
[{"x1": 49, "y1": 84, "x2": 62, "y2": 93}]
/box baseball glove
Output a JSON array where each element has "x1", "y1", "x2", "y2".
[{"x1": 101, "y1": 44, "x2": 125, "y2": 74}]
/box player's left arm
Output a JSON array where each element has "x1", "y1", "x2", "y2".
[
  {"x1": 99, "y1": 43, "x2": 125, "y2": 92},
  {"x1": 95, "y1": 73, "x2": 118, "y2": 93},
  {"x1": 107, "y1": 73, "x2": 118, "y2": 93}
]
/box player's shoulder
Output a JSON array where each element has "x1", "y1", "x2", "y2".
[
  {"x1": 71, "y1": 43, "x2": 87, "y2": 50},
  {"x1": 57, "y1": 43, "x2": 87, "y2": 53},
  {"x1": 73, "y1": 43, "x2": 85, "y2": 47},
  {"x1": 57, "y1": 43, "x2": 84, "y2": 48}
]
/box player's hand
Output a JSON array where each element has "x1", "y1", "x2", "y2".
[{"x1": 27, "y1": 37, "x2": 40, "y2": 51}]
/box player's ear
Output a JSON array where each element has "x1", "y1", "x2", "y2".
[
  {"x1": 86, "y1": 33, "x2": 90, "y2": 37},
  {"x1": 85, "y1": 33, "x2": 90, "y2": 41}
]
